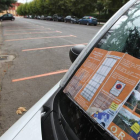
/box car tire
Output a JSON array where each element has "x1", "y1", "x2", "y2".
[
  {"x1": 87, "y1": 22, "x2": 89, "y2": 26},
  {"x1": 94, "y1": 24, "x2": 97, "y2": 26}
]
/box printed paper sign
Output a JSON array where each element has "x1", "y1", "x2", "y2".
[
  {"x1": 110, "y1": 81, "x2": 126, "y2": 97},
  {"x1": 109, "y1": 102, "x2": 119, "y2": 111},
  {"x1": 64, "y1": 48, "x2": 140, "y2": 139},
  {"x1": 131, "y1": 123, "x2": 140, "y2": 134}
]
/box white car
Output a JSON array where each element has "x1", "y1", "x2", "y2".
[{"x1": 1, "y1": 0, "x2": 140, "y2": 140}]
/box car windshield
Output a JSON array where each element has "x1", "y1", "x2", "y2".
[{"x1": 97, "y1": 1, "x2": 140, "y2": 59}]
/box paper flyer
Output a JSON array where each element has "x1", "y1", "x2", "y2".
[{"x1": 63, "y1": 48, "x2": 140, "y2": 140}]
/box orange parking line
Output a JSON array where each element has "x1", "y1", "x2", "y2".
[
  {"x1": 5, "y1": 28, "x2": 51, "y2": 31},
  {"x1": 12, "y1": 69, "x2": 68, "y2": 82},
  {"x1": 22, "y1": 43, "x2": 87, "y2": 52},
  {"x1": 5, "y1": 35, "x2": 77, "y2": 42},
  {"x1": 5, "y1": 27, "x2": 43, "y2": 30},
  {"x1": 4, "y1": 31, "x2": 62, "y2": 36}
]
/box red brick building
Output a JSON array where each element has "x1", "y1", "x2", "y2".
[{"x1": 0, "y1": 2, "x2": 21, "y2": 16}]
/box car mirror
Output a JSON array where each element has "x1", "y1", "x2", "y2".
[{"x1": 69, "y1": 45, "x2": 86, "y2": 63}]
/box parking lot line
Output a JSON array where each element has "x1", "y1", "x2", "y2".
[
  {"x1": 5, "y1": 35, "x2": 77, "y2": 42},
  {"x1": 22, "y1": 43, "x2": 87, "y2": 51},
  {"x1": 12, "y1": 69, "x2": 68, "y2": 82},
  {"x1": 4, "y1": 31, "x2": 62, "y2": 36},
  {"x1": 5, "y1": 27, "x2": 44, "y2": 30},
  {"x1": 5, "y1": 28, "x2": 51, "y2": 31}
]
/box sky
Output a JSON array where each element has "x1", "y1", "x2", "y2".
[{"x1": 18, "y1": 0, "x2": 33, "y2": 3}]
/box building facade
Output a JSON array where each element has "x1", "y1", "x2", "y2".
[{"x1": 0, "y1": 3, "x2": 21, "y2": 16}]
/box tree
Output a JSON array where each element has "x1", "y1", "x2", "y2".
[
  {"x1": 16, "y1": 0, "x2": 130, "y2": 18},
  {"x1": 0, "y1": 0, "x2": 17, "y2": 13},
  {"x1": 96, "y1": 1, "x2": 104, "y2": 16},
  {"x1": 67, "y1": 0, "x2": 97, "y2": 17}
]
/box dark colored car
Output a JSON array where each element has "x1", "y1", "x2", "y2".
[
  {"x1": 53, "y1": 14, "x2": 64, "y2": 21},
  {"x1": 78, "y1": 16, "x2": 97, "y2": 26},
  {"x1": 46, "y1": 16, "x2": 53, "y2": 21},
  {"x1": 0, "y1": 14, "x2": 15, "y2": 21},
  {"x1": 64, "y1": 15, "x2": 79, "y2": 24}
]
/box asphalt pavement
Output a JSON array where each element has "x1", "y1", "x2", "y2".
[{"x1": 0, "y1": 17, "x2": 101, "y2": 136}]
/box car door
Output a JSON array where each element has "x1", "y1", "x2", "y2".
[
  {"x1": 3, "y1": 14, "x2": 8, "y2": 20},
  {"x1": 84, "y1": 16, "x2": 89, "y2": 24},
  {"x1": 82, "y1": 16, "x2": 87, "y2": 24},
  {"x1": 68, "y1": 16, "x2": 71, "y2": 22},
  {"x1": 8, "y1": 14, "x2": 12, "y2": 20},
  {"x1": 80, "y1": 17, "x2": 85, "y2": 24}
]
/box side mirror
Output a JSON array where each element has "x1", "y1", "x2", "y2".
[{"x1": 69, "y1": 44, "x2": 86, "y2": 63}]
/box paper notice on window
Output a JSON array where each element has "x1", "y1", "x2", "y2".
[{"x1": 63, "y1": 48, "x2": 140, "y2": 140}]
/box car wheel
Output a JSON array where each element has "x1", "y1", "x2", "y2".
[
  {"x1": 87, "y1": 22, "x2": 89, "y2": 26},
  {"x1": 94, "y1": 23, "x2": 97, "y2": 26}
]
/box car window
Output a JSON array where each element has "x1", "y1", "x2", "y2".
[
  {"x1": 8, "y1": 14, "x2": 12, "y2": 17},
  {"x1": 97, "y1": 1, "x2": 140, "y2": 59},
  {"x1": 3, "y1": 14, "x2": 8, "y2": 17}
]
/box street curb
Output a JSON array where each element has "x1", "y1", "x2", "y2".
[{"x1": 0, "y1": 22, "x2": 3, "y2": 54}]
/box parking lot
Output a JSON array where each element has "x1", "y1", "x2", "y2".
[{"x1": 0, "y1": 17, "x2": 101, "y2": 136}]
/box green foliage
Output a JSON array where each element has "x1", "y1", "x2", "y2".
[
  {"x1": 17, "y1": 0, "x2": 129, "y2": 20},
  {"x1": 0, "y1": 0, "x2": 17, "y2": 12}
]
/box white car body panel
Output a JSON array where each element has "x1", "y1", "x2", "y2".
[
  {"x1": 13, "y1": 110, "x2": 42, "y2": 140},
  {"x1": 0, "y1": 81, "x2": 60, "y2": 140}
]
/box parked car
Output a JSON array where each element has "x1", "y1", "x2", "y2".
[
  {"x1": 53, "y1": 14, "x2": 64, "y2": 21},
  {"x1": 1, "y1": 0, "x2": 140, "y2": 140},
  {"x1": 29, "y1": 15, "x2": 31, "y2": 18},
  {"x1": 40, "y1": 15, "x2": 45, "y2": 20},
  {"x1": 78, "y1": 16, "x2": 97, "y2": 26},
  {"x1": 64, "y1": 15, "x2": 79, "y2": 23},
  {"x1": 37, "y1": 16, "x2": 41, "y2": 19},
  {"x1": 0, "y1": 14, "x2": 15, "y2": 21},
  {"x1": 46, "y1": 16, "x2": 53, "y2": 21}
]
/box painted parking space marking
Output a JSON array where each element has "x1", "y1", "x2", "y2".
[
  {"x1": 5, "y1": 28, "x2": 51, "y2": 31},
  {"x1": 5, "y1": 35, "x2": 77, "y2": 42},
  {"x1": 22, "y1": 43, "x2": 87, "y2": 52},
  {"x1": 4, "y1": 31, "x2": 62, "y2": 36},
  {"x1": 4, "y1": 27, "x2": 44, "y2": 30},
  {"x1": 12, "y1": 69, "x2": 68, "y2": 82}
]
